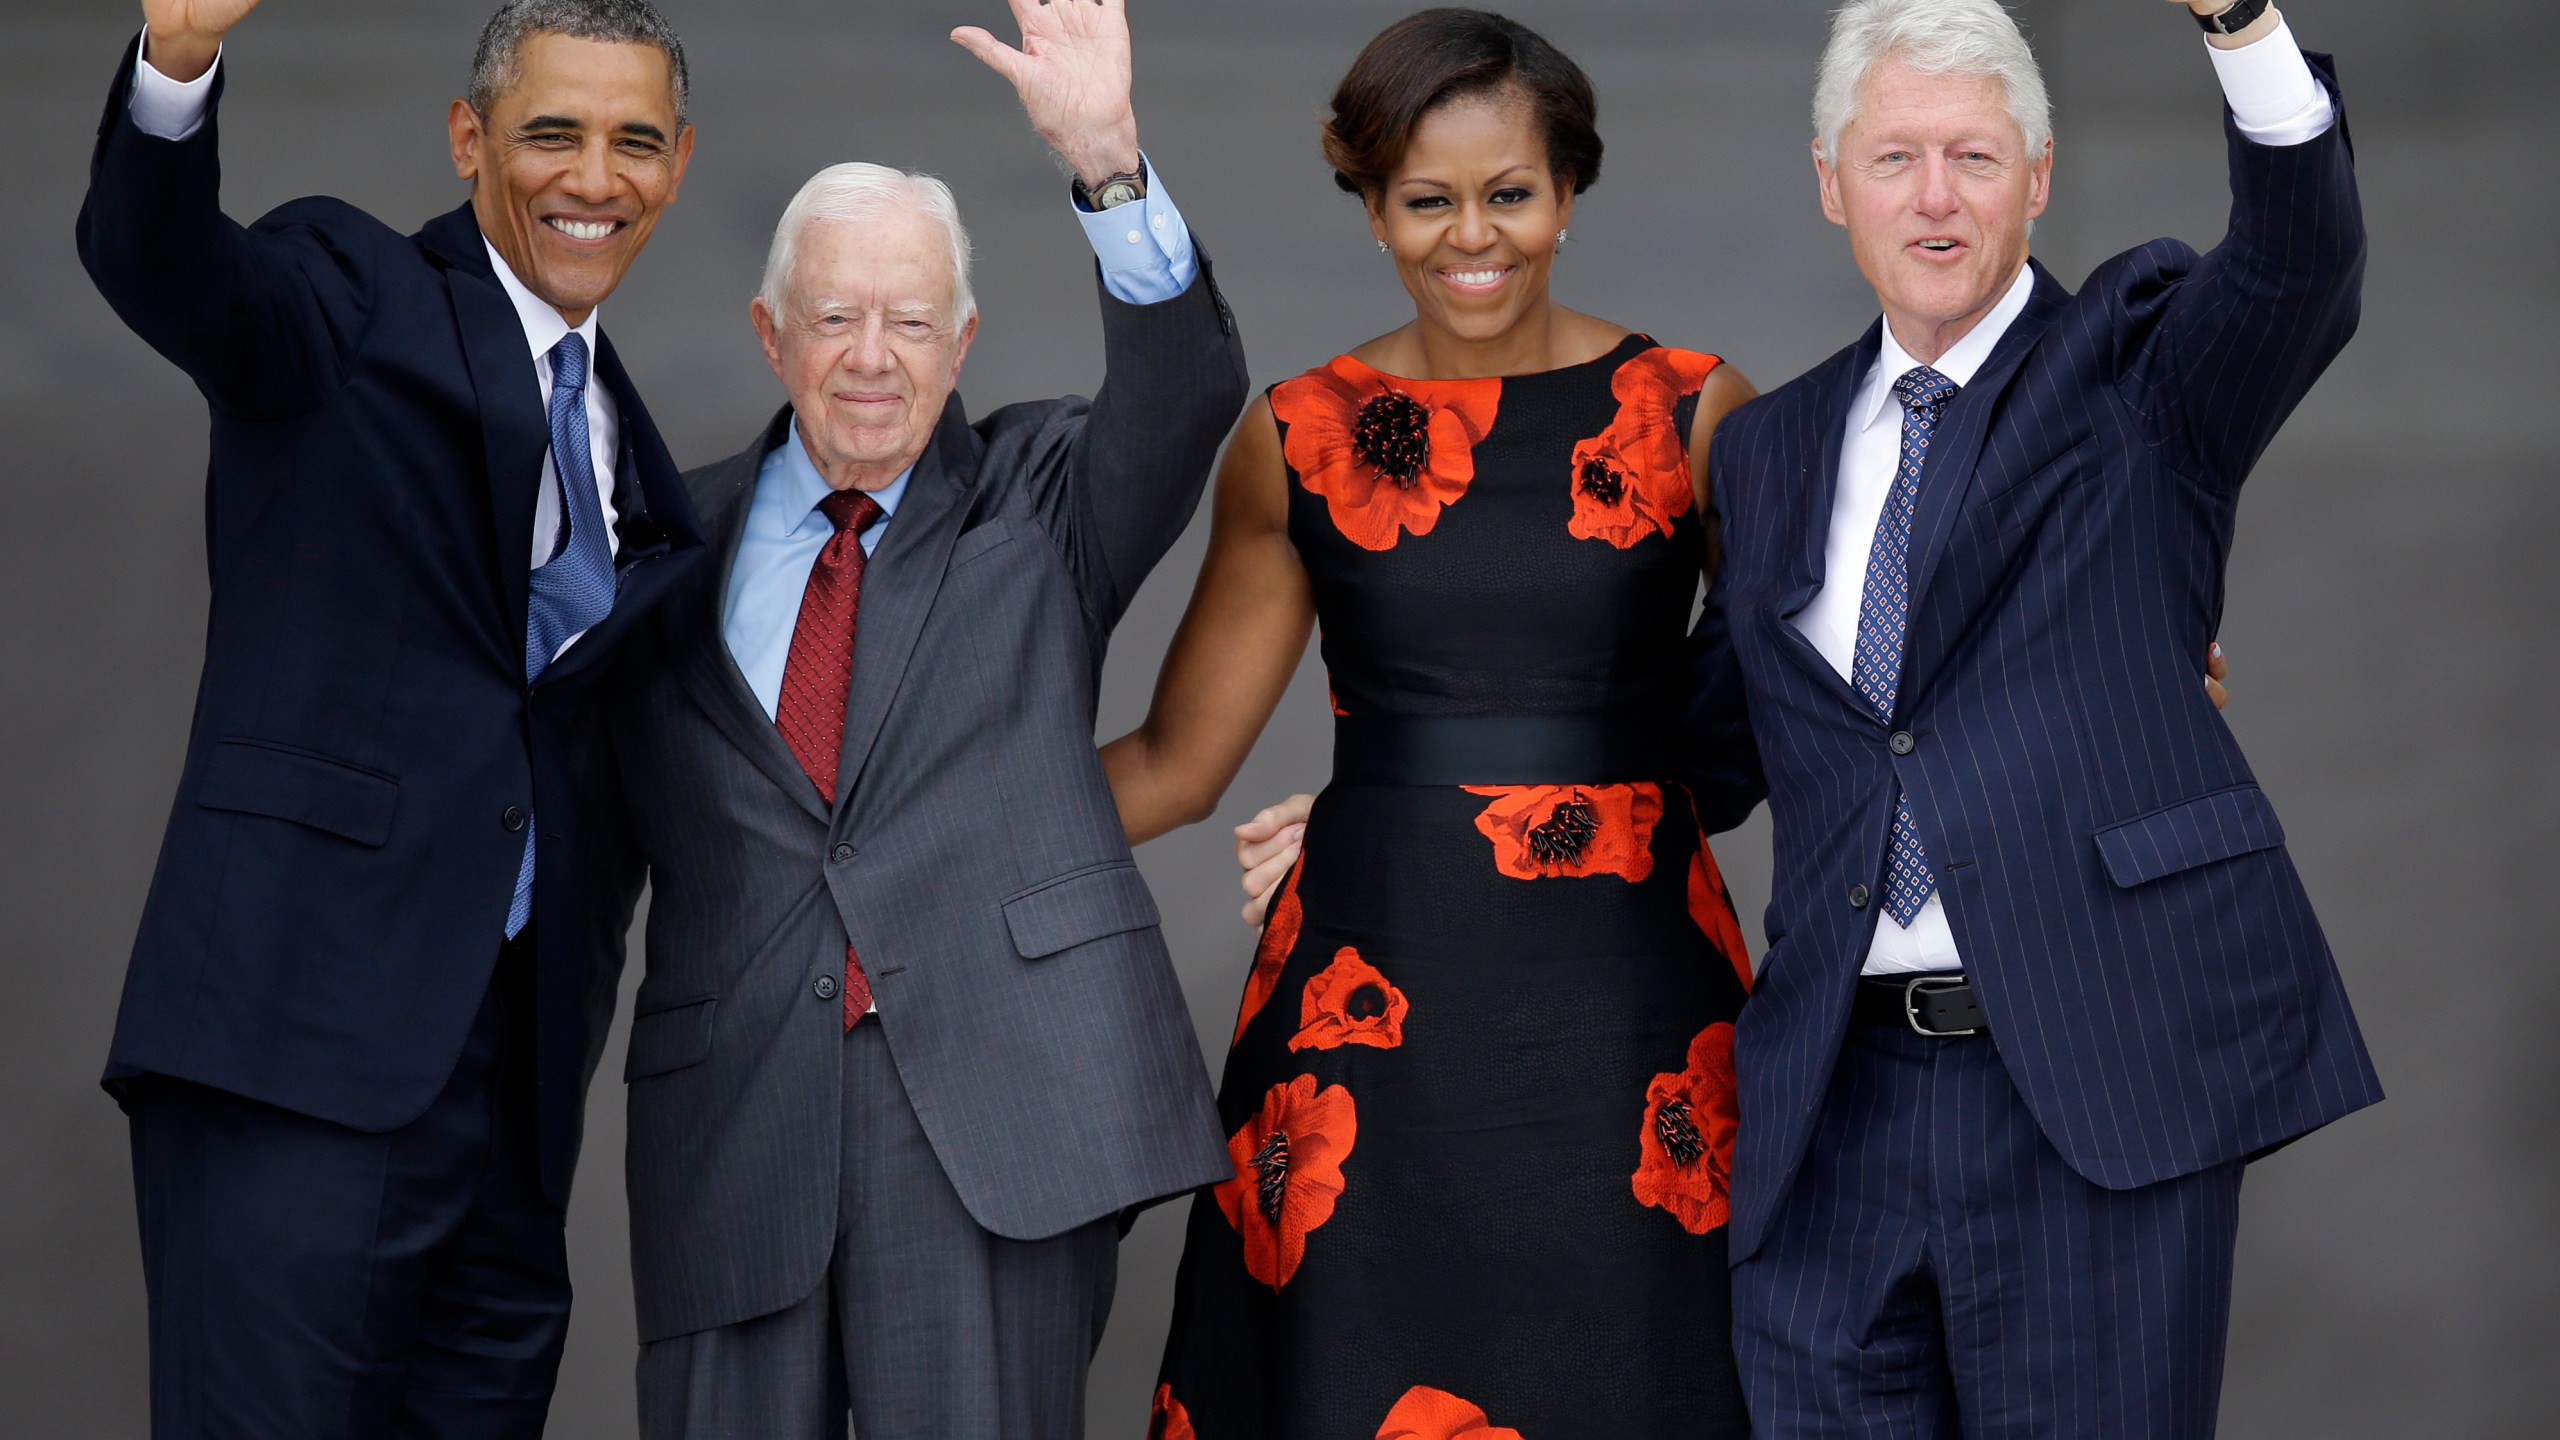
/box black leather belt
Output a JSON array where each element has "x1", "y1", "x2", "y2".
[
  {"x1": 1852, "y1": 974, "x2": 1987, "y2": 1037},
  {"x1": 1331, "y1": 713, "x2": 1667, "y2": 787}
]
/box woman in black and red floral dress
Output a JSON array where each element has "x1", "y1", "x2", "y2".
[{"x1": 1101, "y1": 12, "x2": 1762, "y2": 1438}]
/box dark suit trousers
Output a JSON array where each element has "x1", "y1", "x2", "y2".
[
  {"x1": 127, "y1": 933, "x2": 571, "y2": 1440},
  {"x1": 1732, "y1": 1019, "x2": 2245, "y2": 1440},
  {"x1": 636, "y1": 1017, "x2": 1118, "y2": 1440}
]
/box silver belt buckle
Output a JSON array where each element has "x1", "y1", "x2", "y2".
[{"x1": 1904, "y1": 975, "x2": 1981, "y2": 1038}]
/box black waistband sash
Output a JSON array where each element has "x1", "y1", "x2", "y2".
[{"x1": 1331, "y1": 714, "x2": 1669, "y2": 787}]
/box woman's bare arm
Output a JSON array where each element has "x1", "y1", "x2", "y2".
[
  {"x1": 1688, "y1": 360, "x2": 1760, "y2": 540},
  {"x1": 1102, "y1": 394, "x2": 1317, "y2": 846}
]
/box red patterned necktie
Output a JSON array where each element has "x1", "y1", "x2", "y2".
[{"x1": 774, "y1": 487, "x2": 885, "y2": 1028}]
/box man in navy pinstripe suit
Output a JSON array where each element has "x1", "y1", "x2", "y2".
[{"x1": 1708, "y1": 0, "x2": 2381, "y2": 1433}]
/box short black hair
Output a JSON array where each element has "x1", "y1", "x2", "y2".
[
  {"x1": 470, "y1": 0, "x2": 690, "y2": 125},
  {"x1": 1321, "y1": 8, "x2": 1603, "y2": 198}
]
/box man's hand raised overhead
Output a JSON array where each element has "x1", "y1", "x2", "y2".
[{"x1": 952, "y1": 0, "x2": 1143, "y2": 189}]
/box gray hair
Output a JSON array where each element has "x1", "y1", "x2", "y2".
[
  {"x1": 470, "y1": 0, "x2": 690, "y2": 125},
  {"x1": 758, "y1": 164, "x2": 979, "y2": 326},
  {"x1": 1813, "y1": 0, "x2": 2051, "y2": 161}
]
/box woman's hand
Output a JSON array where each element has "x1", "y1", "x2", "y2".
[
  {"x1": 2207, "y1": 641, "x2": 2229, "y2": 710},
  {"x1": 1237, "y1": 794, "x2": 1314, "y2": 925}
]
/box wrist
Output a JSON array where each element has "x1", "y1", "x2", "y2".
[
  {"x1": 2189, "y1": 0, "x2": 2283, "y2": 48},
  {"x1": 1059, "y1": 125, "x2": 1142, "y2": 192},
  {"x1": 143, "y1": 28, "x2": 222, "y2": 84}
]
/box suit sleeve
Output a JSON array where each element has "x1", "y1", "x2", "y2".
[
  {"x1": 75, "y1": 36, "x2": 375, "y2": 420},
  {"x1": 1675, "y1": 438, "x2": 1767, "y2": 835},
  {"x1": 1012, "y1": 243, "x2": 1251, "y2": 633},
  {"x1": 573, "y1": 681, "x2": 651, "y2": 1092},
  {"x1": 2112, "y1": 52, "x2": 2364, "y2": 490}
]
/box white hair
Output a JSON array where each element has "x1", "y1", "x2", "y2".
[
  {"x1": 758, "y1": 163, "x2": 977, "y2": 324},
  {"x1": 1813, "y1": 0, "x2": 2052, "y2": 161}
]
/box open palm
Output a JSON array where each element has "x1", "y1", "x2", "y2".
[{"x1": 952, "y1": 0, "x2": 1140, "y2": 183}]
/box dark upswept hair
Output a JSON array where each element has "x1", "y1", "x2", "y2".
[
  {"x1": 1321, "y1": 8, "x2": 1603, "y2": 199},
  {"x1": 469, "y1": 0, "x2": 691, "y2": 125}
]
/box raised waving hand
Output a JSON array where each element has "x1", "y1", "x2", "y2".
[
  {"x1": 951, "y1": 0, "x2": 1143, "y2": 187},
  {"x1": 141, "y1": 0, "x2": 262, "y2": 82}
]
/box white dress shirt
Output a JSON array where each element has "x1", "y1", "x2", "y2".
[
  {"x1": 130, "y1": 32, "x2": 629, "y2": 662},
  {"x1": 1796, "y1": 19, "x2": 2336, "y2": 977}
]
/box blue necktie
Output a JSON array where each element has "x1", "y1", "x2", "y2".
[
  {"x1": 1850, "y1": 365, "x2": 1959, "y2": 927},
  {"x1": 507, "y1": 333, "x2": 619, "y2": 938}
]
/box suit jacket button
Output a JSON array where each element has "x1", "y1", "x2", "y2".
[
  {"x1": 501, "y1": 806, "x2": 528, "y2": 833},
  {"x1": 814, "y1": 974, "x2": 840, "y2": 1001},
  {"x1": 1889, "y1": 731, "x2": 1916, "y2": 756},
  {"x1": 1849, "y1": 883, "x2": 1872, "y2": 909},
  {"x1": 832, "y1": 843, "x2": 856, "y2": 864}
]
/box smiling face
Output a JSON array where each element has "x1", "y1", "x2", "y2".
[
  {"x1": 751, "y1": 207, "x2": 977, "y2": 492},
  {"x1": 449, "y1": 32, "x2": 692, "y2": 326},
  {"x1": 1369, "y1": 92, "x2": 1574, "y2": 351},
  {"x1": 1816, "y1": 59, "x2": 2050, "y2": 363}
]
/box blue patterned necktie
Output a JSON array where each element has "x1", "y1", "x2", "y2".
[
  {"x1": 507, "y1": 332, "x2": 620, "y2": 938},
  {"x1": 1850, "y1": 365, "x2": 1960, "y2": 927}
]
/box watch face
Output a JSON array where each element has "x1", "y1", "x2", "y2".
[{"x1": 1092, "y1": 178, "x2": 1145, "y2": 209}]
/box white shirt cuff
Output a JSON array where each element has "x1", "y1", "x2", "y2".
[
  {"x1": 129, "y1": 27, "x2": 220, "y2": 142},
  {"x1": 2205, "y1": 13, "x2": 2335, "y2": 147}
]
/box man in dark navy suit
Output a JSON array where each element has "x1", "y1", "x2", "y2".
[
  {"x1": 78, "y1": 0, "x2": 702, "y2": 1433},
  {"x1": 1708, "y1": 0, "x2": 2382, "y2": 1433}
]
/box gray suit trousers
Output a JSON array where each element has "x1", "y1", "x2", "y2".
[{"x1": 636, "y1": 1020, "x2": 1118, "y2": 1440}]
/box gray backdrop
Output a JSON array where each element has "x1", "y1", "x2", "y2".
[{"x1": 3, "y1": 1, "x2": 2550, "y2": 1435}]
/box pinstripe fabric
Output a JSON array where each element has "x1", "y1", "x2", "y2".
[
  {"x1": 1708, "y1": 63, "x2": 2383, "y2": 1281},
  {"x1": 1731, "y1": 1026, "x2": 2244, "y2": 1438},
  {"x1": 581, "y1": 260, "x2": 1245, "y2": 1347},
  {"x1": 635, "y1": 1021, "x2": 1117, "y2": 1440}
]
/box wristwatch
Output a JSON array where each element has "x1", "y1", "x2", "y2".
[
  {"x1": 2192, "y1": 0, "x2": 2273, "y2": 35},
  {"x1": 1074, "y1": 167, "x2": 1148, "y2": 212}
]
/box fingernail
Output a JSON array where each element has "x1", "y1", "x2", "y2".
[{"x1": 2210, "y1": 642, "x2": 2223, "y2": 657}]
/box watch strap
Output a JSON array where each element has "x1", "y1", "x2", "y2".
[{"x1": 2193, "y1": 0, "x2": 2273, "y2": 35}]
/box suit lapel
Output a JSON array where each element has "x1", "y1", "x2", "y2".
[
  {"x1": 832, "y1": 399, "x2": 979, "y2": 816},
  {"x1": 421, "y1": 205, "x2": 546, "y2": 662},
  {"x1": 1902, "y1": 262, "x2": 2067, "y2": 608},
  {"x1": 536, "y1": 335, "x2": 705, "y2": 692},
  {"x1": 1759, "y1": 329, "x2": 1882, "y2": 714},
  {"x1": 668, "y1": 412, "x2": 832, "y2": 824},
  {"x1": 1783, "y1": 324, "x2": 1882, "y2": 615}
]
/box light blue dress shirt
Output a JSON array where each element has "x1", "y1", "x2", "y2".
[{"x1": 723, "y1": 160, "x2": 1199, "y2": 719}]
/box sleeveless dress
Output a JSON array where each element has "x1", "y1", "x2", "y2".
[{"x1": 1149, "y1": 335, "x2": 1756, "y2": 1439}]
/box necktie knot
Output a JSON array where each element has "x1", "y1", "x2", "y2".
[
  {"x1": 1892, "y1": 364, "x2": 1959, "y2": 415},
  {"x1": 818, "y1": 488, "x2": 884, "y2": 539},
  {"x1": 549, "y1": 332, "x2": 589, "y2": 395}
]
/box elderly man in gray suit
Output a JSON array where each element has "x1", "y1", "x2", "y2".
[{"x1": 583, "y1": 2, "x2": 1242, "y2": 1435}]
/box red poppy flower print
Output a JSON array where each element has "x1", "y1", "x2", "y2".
[
  {"x1": 1377, "y1": 1386, "x2": 1527, "y2": 1440},
  {"x1": 1149, "y1": 1384, "x2": 1197, "y2": 1440},
  {"x1": 1233, "y1": 857, "x2": 1305, "y2": 1045},
  {"x1": 1460, "y1": 783, "x2": 1663, "y2": 882},
  {"x1": 1567, "y1": 347, "x2": 1722, "y2": 549},
  {"x1": 1272, "y1": 356, "x2": 1501, "y2": 551},
  {"x1": 1688, "y1": 841, "x2": 1754, "y2": 993},
  {"x1": 1216, "y1": 1075, "x2": 1358, "y2": 1290},
  {"x1": 1630, "y1": 1021, "x2": 1739, "y2": 1235},
  {"x1": 1289, "y1": 947, "x2": 1409, "y2": 1053}
]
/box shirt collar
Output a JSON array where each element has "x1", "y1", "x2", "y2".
[
  {"x1": 765, "y1": 417, "x2": 911, "y2": 541},
  {"x1": 482, "y1": 236, "x2": 600, "y2": 371},
  {"x1": 1854, "y1": 261, "x2": 2039, "y2": 431}
]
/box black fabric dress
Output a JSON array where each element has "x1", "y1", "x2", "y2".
[{"x1": 1150, "y1": 336, "x2": 1756, "y2": 1439}]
